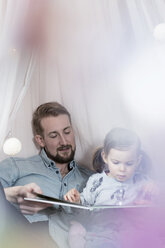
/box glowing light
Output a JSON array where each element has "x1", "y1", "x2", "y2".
[
  {"x1": 153, "y1": 23, "x2": 165, "y2": 42},
  {"x1": 121, "y1": 48, "x2": 165, "y2": 124},
  {"x1": 3, "y1": 137, "x2": 22, "y2": 156}
]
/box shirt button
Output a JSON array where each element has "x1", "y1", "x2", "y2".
[
  {"x1": 56, "y1": 171, "x2": 59, "y2": 174},
  {"x1": 51, "y1": 162, "x2": 54, "y2": 166},
  {"x1": 64, "y1": 183, "x2": 67, "y2": 186}
]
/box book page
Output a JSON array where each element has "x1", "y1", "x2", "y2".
[{"x1": 24, "y1": 193, "x2": 155, "y2": 210}]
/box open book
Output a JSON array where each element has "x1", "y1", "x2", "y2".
[{"x1": 24, "y1": 193, "x2": 154, "y2": 211}]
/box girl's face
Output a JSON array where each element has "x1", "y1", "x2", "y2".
[{"x1": 102, "y1": 146, "x2": 141, "y2": 182}]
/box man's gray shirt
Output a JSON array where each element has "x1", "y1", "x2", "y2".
[{"x1": 0, "y1": 149, "x2": 92, "y2": 222}]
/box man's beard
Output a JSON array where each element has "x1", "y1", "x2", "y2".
[{"x1": 45, "y1": 145, "x2": 75, "y2": 164}]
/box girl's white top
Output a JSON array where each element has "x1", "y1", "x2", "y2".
[{"x1": 80, "y1": 171, "x2": 150, "y2": 206}]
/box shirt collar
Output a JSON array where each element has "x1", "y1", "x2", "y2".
[{"x1": 40, "y1": 148, "x2": 76, "y2": 169}]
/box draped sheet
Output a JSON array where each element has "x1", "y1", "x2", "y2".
[{"x1": 0, "y1": 0, "x2": 165, "y2": 180}]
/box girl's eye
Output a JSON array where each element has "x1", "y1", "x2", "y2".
[
  {"x1": 126, "y1": 161, "x2": 134, "y2": 166},
  {"x1": 112, "y1": 160, "x2": 120, "y2": 165}
]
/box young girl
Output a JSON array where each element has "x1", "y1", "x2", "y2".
[{"x1": 64, "y1": 128, "x2": 158, "y2": 248}]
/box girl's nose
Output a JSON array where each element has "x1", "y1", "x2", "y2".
[{"x1": 119, "y1": 164, "x2": 126, "y2": 172}]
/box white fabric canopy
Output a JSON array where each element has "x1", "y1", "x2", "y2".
[
  {"x1": 0, "y1": 0, "x2": 37, "y2": 149},
  {"x1": 1, "y1": 0, "x2": 165, "y2": 179}
]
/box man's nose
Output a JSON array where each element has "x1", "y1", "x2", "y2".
[{"x1": 59, "y1": 135, "x2": 67, "y2": 145}]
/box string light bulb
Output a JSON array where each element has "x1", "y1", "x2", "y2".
[
  {"x1": 3, "y1": 137, "x2": 22, "y2": 156},
  {"x1": 153, "y1": 23, "x2": 165, "y2": 42}
]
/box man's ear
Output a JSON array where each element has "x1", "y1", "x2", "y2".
[
  {"x1": 34, "y1": 135, "x2": 45, "y2": 148},
  {"x1": 101, "y1": 150, "x2": 107, "y2": 164}
]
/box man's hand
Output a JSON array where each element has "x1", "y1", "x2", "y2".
[
  {"x1": 4, "y1": 183, "x2": 53, "y2": 214},
  {"x1": 64, "y1": 188, "x2": 80, "y2": 204}
]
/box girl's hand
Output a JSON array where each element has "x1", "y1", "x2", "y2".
[
  {"x1": 134, "y1": 181, "x2": 159, "y2": 205},
  {"x1": 142, "y1": 181, "x2": 159, "y2": 198},
  {"x1": 64, "y1": 188, "x2": 80, "y2": 204}
]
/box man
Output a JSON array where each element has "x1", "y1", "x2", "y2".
[{"x1": 0, "y1": 102, "x2": 92, "y2": 223}]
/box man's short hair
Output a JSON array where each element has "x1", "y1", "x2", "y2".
[{"x1": 32, "y1": 102, "x2": 71, "y2": 136}]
